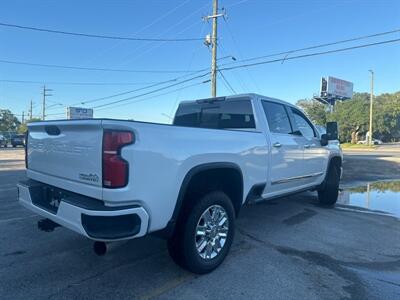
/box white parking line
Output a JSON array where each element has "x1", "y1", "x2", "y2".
[
  {"x1": 0, "y1": 215, "x2": 37, "y2": 223},
  {"x1": 336, "y1": 207, "x2": 399, "y2": 219},
  {"x1": 0, "y1": 183, "x2": 15, "y2": 187},
  {"x1": 0, "y1": 187, "x2": 16, "y2": 192}
]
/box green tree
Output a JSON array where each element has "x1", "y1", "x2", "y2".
[
  {"x1": 17, "y1": 117, "x2": 42, "y2": 133},
  {"x1": 0, "y1": 109, "x2": 21, "y2": 132},
  {"x1": 295, "y1": 91, "x2": 400, "y2": 143},
  {"x1": 373, "y1": 92, "x2": 400, "y2": 141},
  {"x1": 328, "y1": 93, "x2": 370, "y2": 142},
  {"x1": 296, "y1": 99, "x2": 328, "y2": 126}
]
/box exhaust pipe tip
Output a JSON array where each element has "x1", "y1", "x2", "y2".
[{"x1": 93, "y1": 241, "x2": 107, "y2": 256}]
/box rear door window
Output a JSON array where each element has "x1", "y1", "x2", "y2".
[
  {"x1": 174, "y1": 99, "x2": 255, "y2": 130},
  {"x1": 261, "y1": 101, "x2": 292, "y2": 134}
]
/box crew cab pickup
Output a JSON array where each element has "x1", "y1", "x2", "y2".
[{"x1": 18, "y1": 94, "x2": 342, "y2": 274}]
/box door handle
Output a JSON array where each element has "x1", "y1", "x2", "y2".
[
  {"x1": 304, "y1": 144, "x2": 311, "y2": 148},
  {"x1": 273, "y1": 142, "x2": 282, "y2": 148}
]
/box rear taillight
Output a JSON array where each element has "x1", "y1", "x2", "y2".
[{"x1": 102, "y1": 130, "x2": 134, "y2": 188}]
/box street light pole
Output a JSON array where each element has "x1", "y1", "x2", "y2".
[{"x1": 368, "y1": 70, "x2": 374, "y2": 146}]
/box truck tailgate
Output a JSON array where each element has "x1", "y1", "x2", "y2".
[{"x1": 27, "y1": 120, "x2": 103, "y2": 187}]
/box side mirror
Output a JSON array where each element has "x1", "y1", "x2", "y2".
[
  {"x1": 326, "y1": 122, "x2": 338, "y2": 140},
  {"x1": 320, "y1": 134, "x2": 328, "y2": 146}
]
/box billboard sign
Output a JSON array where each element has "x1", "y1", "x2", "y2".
[
  {"x1": 67, "y1": 107, "x2": 93, "y2": 119},
  {"x1": 326, "y1": 76, "x2": 353, "y2": 99}
]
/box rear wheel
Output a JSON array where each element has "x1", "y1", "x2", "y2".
[
  {"x1": 167, "y1": 191, "x2": 235, "y2": 274},
  {"x1": 318, "y1": 163, "x2": 340, "y2": 206}
]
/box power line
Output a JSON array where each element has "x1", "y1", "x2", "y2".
[
  {"x1": 0, "y1": 59, "x2": 202, "y2": 74},
  {"x1": 11, "y1": 31, "x2": 399, "y2": 114},
  {"x1": 219, "y1": 38, "x2": 400, "y2": 72},
  {"x1": 217, "y1": 43, "x2": 249, "y2": 93},
  {"x1": 87, "y1": 38, "x2": 400, "y2": 110},
  {"x1": 46, "y1": 80, "x2": 208, "y2": 116},
  {"x1": 80, "y1": 78, "x2": 187, "y2": 105},
  {"x1": 79, "y1": 0, "x2": 194, "y2": 66},
  {"x1": 45, "y1": 112, "x2": 65, "y2": 117},
  {"x1": 217, "y1": 69, "x2": 237, "y2": 94},
  {"x1": 0, "y1": 22, "x2": 204, "y2": 42},
  {"x1": 46, "y1": 102, "x2": 63, "y2": 109},
  {"x1": 3, "y1": 29, "x2": 397, "y2": 76},
  {"x1": 92, "y1": 72, "x2": 210, "y2": 109},
  {"x1": 73, "y1": 65, "x2": 212, "y2": 106},
  {"x1": 45, "y1": 70, "x2": 210, "y2": 110},
  {"x1": 224, "y1": 0, "x2": 250, "y2": 9},
  {"x1": 52, "y1": 38, "x2": 400, "y2": 113},
  {"x1": 0, "y1": 79, "x2": 163, "y2": 86},
  {"x1": 223, "y1": 20, "x2": 261, "y2": 92},
  {"x1": 96, "y1": 80, "x2": 209, "y2": 112},
  {"x1": 112, "y1": 2, "x2": 210, "y2": 69},
  {"x1": 168, "y1": 21, "x2": 208, "y2": 118},
  {"x1": 221, "y1": 28, "x2": 400, "y2": 66}
]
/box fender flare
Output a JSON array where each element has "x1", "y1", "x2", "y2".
[
  {"x1": 318, "y1": 155, "x2": 342, "y2": 190},
  {"x1": 154, "y1": 162, "x2": 243, "y2": 238}
]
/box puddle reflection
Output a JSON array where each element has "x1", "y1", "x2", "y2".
[{"x1": 338, "y1": 181, "x2": 400, "y2": 217}]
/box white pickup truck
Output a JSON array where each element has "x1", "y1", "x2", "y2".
[{"x1": 18, "y1": 93, "x2": 342, "y2": 274}]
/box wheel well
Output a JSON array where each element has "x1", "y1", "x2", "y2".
[
  {"x1": 330, "y1": 156, "x2": 342, "y2": 170},
  {"x1": 177, "y1": 164, "x2": 243, "y2": 221},
  {"x1": 152, "y1": 163, "x2": 244, "y2": 239},
  {"x1": 317, "y1": 156, "x2": 342, "y2": 191}
]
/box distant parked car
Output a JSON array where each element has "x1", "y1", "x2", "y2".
[
  {"x1": 357, "y1": 139, "x2": 383, "y2": 145},
  {"x1": 0, "y1": 134, "x2": 7, "y2": 147},
  {"x1": 11, "y1": 134, "x2": 25, "y2": 147}
]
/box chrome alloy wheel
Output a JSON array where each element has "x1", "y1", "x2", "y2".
[{"x1": 195, "y1": 204, "x2": 229, "y2": 260}]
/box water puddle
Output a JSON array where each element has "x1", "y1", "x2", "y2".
[{"x1": 337, "y1": 181, "x2": 400, "y2": 217}]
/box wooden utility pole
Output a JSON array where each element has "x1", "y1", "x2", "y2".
[
  {"x1": 22, "y1": 111, "x2": 25, "y2": 123},
  {"x1": 204, "y1": 0, "x2": 224, "y2": 97},
  {"x1": 42, "y1": 85, "x2": 53, "y2": 120},
  {"x1": 29, "y1": 100, "x2": 33, "y2": 120},
  {"x1": 211, "y1": 0, "x2": 218, "y2": 97}
]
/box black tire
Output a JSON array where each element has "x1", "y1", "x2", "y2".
[
  {"x1": 167, "y1": 191, "x2": 235, "y2": 274},
  {"x1": 318, "y1": 163, "x2": 340, "y2": 206}
]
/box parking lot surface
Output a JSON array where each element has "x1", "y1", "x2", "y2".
[{"x1": 0, "y1": 148, "x2": 399, "y2": 299}]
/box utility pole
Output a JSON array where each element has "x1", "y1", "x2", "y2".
[
  {"x1": 204, "y1": 0, "x2": 224, "y2": 97},
  {"x1": 22, "y1": 111, "x2": 25, "y2": 123},
  {"x1": 29, "y1": 100, "x2": 33, "y2": 121},
  {"x1": 211, "y1": 0, "x2": 218, "y2": 97},
  {"x1": 42, "y1": 85, "x2": 53, "y2": 120},
  {"x1": 368, "y1": 70, "x2": 374, "y2": 146}
]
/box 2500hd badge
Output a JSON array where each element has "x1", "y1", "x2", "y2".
[{"x1": 79, "y1": 173, "x2": 99, "y2": 183}]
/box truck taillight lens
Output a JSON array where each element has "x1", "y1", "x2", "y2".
[{"x1": 102, "y1": 130, "x2": 134, "y2": 188}]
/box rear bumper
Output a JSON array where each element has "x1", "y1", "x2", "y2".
[{"x1": 17, "y1": 180, "x2": 149, "y2": 241}]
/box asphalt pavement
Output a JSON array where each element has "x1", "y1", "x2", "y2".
[{"x1": 0, "y1": 148, "x2": 399, "y2": 299}]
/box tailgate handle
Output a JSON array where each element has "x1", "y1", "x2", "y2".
[{"x1": 45, "y1": 125, "x2": 61, "y2": 136}]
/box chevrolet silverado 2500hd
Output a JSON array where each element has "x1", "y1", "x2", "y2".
[{"x1": 18, "y1": 94, "x2": 342, "y2": 274}]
